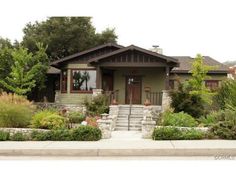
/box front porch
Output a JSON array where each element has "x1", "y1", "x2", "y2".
[{"x1": 53, "y1": 45, "x2": 179, "y2": 106}]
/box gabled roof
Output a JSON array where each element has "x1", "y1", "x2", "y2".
[
  {"x1": 51, "y1": 43, "x2": 123, "y2": 65},
  {"x1": 88, "y1": 45, "x2": 179, "y2": 64},
  {"x1": 47, "y1": 66, "x2": 61, "y2": 74},
  {"x1": 171, "y1": 56, "x2": 228, "y2": 74}
]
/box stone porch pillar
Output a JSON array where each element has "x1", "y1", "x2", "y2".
[
  {"x1": 162, "y1": 90, "x2": 171, "y2": 112},
  {"x1": 97, "y1": 113, "x2": 112, "y2": 139}
]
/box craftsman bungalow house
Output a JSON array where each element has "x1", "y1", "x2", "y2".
[{"x1": 45, "y1": 43, "x2": 228, "y2": 105}]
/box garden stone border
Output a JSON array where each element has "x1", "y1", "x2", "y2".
[
  {"x1": 155, "y1": 126, "x2": 209, "y2": 132},
  {"x1": 0, "y1": 128, "x2": 50, "y2": 135}
]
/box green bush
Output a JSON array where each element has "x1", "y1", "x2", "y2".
[
  {"x1": 198, "y1": 112, "x2": 218, "y2": 127},
  {"x1": 152, "y1": 127, "x2": 204, "y2": 140},
  {"x1": 10, "y1": 132, "x2": 28, "y2": 141},
  {"x1": 49, "y1": 129, "x2": 72, "y2": 141},
  {"x1": 31, "y1": 110, "x2": 66, "y2": 129},
  {"x1": 159, "y1": 111, "x2": 198, "y2": 127},
  {"x1": 0, "y1": 92, "x2": 34, "y2": 128},
  {"x1": 0, "y1": 131, "x2": 10, "y2": 141},
  {"x1": 210, "y1": 109, "x2": 236, "y2": 139},
  {"x1": 68, "y1": 112, "x2": 86, "y2": 124},
  {"x1": 84, "y1": 95, "x2": 109, "y2": 116},
  {"x1": 170, "y1": 83, "x2": 205, "y2": 118},
  {"x1": 71, "y1": 125, "x2": 102, "y2": 141},
  {"x1": 31, "y1": 130, "x2": 52, "y2": 141},
  {"x1": 215, "y1": 79, "x2": 236, "y2": 109}
]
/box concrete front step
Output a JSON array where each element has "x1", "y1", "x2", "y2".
[
  {"x1": 116, "y1": 123, "x2": 142, "y2": 127},
  {"x1": 115, "y1": 127, "x2": 141, "y2": 131}
]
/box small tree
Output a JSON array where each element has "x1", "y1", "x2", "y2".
[
  {"x1": 0, "y1": 43, "x2": 49, "y2": 95},
  {"x1": 184, "y1": 54, "x2": 215, "y2": 104}
]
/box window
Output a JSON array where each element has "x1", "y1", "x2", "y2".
[
  {"x1": 205, "y1": 80, "x2": 219, "y2": 90},
  {"x1": 71, "y1": 69, "x2": 96, "y2": 92},
  {"x1": 61, "y1": 70, "x2": 67, "y2": 93}
]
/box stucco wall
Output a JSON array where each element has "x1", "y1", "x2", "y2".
[{"x1": 113, "y1": 68, "x2": 166, "y2": 104}]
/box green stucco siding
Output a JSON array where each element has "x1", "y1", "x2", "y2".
[{"x1": 113, "y1": 68, "x2": 166, "y2": 104}]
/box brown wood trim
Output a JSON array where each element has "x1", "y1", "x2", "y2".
[
  {"x1": 61, "y1": 70, "x2": 67, "y2": 93},
  {"x1": 70, "y1": 68, "x2": 96, "y2": 93}
]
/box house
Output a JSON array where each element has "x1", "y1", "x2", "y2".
[
  {"x1": 228, "y1": 65, "x2": 236, "y2": 80},
  {"x1": 46, "y1": 43, "x2": 228, "y2": 105}
]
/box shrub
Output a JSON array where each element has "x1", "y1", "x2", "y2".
[
  {"x1": 85, "y1": 117, "x2": 99, "y2": 127},
  {"x1": 31, "y1": 130, "x2": 52, "y2": 141},
  {"x1": 170, "y1": 84, "x2": 205, "y2": 118},
  {"x1": 84, "y1": 95, "x2": 109, "y2": 116},
  {"x1": 0, "y1": 131, "x2": 10, "y2": 141},
  {"x1": 215, "y1": 79, "x2": 236, "y2": 109},
  {"x1": 71, "y1": 125, "x2": 102, "y2": 141},
  {"x1": 68, "y1": 112, "x2": 86, "y2": 124},
  {"x1": 0, "y1": 93, "x2": 34, "y2": 128},
  {"x1": 152, "y1": 127, "x2": 204, "y2": 140},
  {"x1": 31, "y1": 110, "x2": 66, "y2": 129},
  {"x1": 198, "y1": 112, "x2": 218, "y2": 127},
  {"x1": 159, "y1": 111, "x2": 198, "y2": 127},
  {"x1": 210, "y1": 109, "x2": 236, "y2": 139},
  {"x1": 10, "y1": 132, "x2": 28, "y2": 141},
  {"x1": 49, "y1": 129, "x2": 72, "y2": 141}
]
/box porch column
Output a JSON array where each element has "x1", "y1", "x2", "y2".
[
  {"x1": 165, "y1": 66, "x2": 170, "y2": 90},
  {"x1": 96, "y1": 66, "x2": 102, "y2": 89}
]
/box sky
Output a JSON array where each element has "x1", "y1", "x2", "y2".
[{"x1": 1, "y1": 0, "x2": 236, "y2": 62}]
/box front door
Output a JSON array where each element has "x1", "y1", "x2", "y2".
[{"x1": 125, "y1": 76, "x2": 142, "y2": 104}]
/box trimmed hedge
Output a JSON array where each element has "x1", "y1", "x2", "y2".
[
  {"x1": 152, "y1": 126, "x2": 205, "y2": 140},
  {"x1": 71, "y1": 126, "x2": 102, "y2": 141},
  {"x1": 31, "y1": 126, "x2": 101, "y2": 141}
]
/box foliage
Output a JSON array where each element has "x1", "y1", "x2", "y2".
[
  {"x1": 198, "y1": 112, "x2": 218, "y2": 127},
  {"x1": 170, "y1": 82, "x2": 205, "y2": 118},
  {"x1": 215, "y1": 79, "x2": 236, "y2": 110},
  {"x1": 68, "y1": 111, "x2": 86, "y2": 124},
  {"x1": 22, "y1": 17, "x2": 117, "y2": 60},
  {"x1": 31, "y1": 126, "x2": 102, "y2": 141},
  {"x1": 10, "y1": 132, "x2": 28, "y2": 141},
  {"x1": 0, "y1": 131, "x2": 10, "y2": 141},
  {"x1": 31, "y1": 130, "x2": 52, "y2": 141},
  {"x1": 31, "y1": 110, "x2": 66, "y2": 129},
  {"x1": 0, "y1": 92, "x2": 34, "y2": 128},
  {"x1": 85, "y1": 117, "x2": 99, "y2": 127},
  {"x1": 31, "y1": 129, "x2": 72, "y2": 141},
  {"x1": 152, "y1": 127, "x2": 204, "y2": 140},
  {"x1": 71, "y1": 126, "x2": 102, "y2": 141},
  {"x1": 84, "y1": 95, "x2": 109, "y2": 116},
  {"x1": 210, "y1": 109, "x2": 236, "y2": 139},
  {"x1": 0, "y1": 44, "x2": 49, "y2": 95},
  {"x1": 0, "y1": 47, "x2": 13, "y2": 89},
  {"x1": 159, "y1": 110, "x2": 198, "y2": 127}
]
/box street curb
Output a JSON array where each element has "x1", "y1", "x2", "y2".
[{"x1": 0, "y1": 148, "x2": 236, "y2": 156}]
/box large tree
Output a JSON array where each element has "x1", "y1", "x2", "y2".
[
  {"x1": 22, "y1": 17, "x2": 118, "y2": 61},
  {"x1": 0, "y1": 43, "x2": 49, "y2": 95}
]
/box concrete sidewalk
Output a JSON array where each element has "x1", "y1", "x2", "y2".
[{"x1": 0, "y1": 139, "x2": 236, "y2": 157}]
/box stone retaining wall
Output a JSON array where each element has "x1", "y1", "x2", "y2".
[
  {"x1": 34, "y1": 102, "x2": 86, "y2": 113},
  {"x1": 0, "y1": 128, "x2": 49, "y2": 135}
]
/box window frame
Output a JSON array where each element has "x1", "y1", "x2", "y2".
[
  {"x1": 61, "y1": 70, "x2": 68, "y2": 93},
  {"x1": 205, "y1": 80, "x2": 219, "y2": 90},
  {"x1": 70, "y1": 68, "x2": 97, "y2": 93}
]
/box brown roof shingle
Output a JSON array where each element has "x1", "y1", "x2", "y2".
[{"x1": 171, "y1": 56, "x2": 228, "y2": 74}]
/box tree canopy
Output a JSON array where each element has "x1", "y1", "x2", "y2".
[
  {"x1": 0, "y1": 43, "x2": 49, "y2": 95},
  {"x1": 22, "y1": 17, "x2": 118, "y2": 61}
]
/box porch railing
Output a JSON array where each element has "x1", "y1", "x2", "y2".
[
  {"x1": 103, "y1": 90, "x2": 119, "y2": 105},
  {"x1": 145, "y1": 91, "x2": 162, "y2": 105}
]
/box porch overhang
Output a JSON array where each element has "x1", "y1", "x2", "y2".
[{"x1": 88, "y1": 45, "x2": 179, "y2": 68}]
